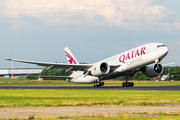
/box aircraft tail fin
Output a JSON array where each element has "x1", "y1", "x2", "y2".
[
  {"x1": 64, "y1": 47, "x2": 79, "y2": 75},
  {"x1": 64, "y1": 47, "x2": 79, "y2": 64}
]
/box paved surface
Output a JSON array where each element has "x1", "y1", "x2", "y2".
[
  {"x1": 1, "y1": 106, "x2": 180, "y2": 119},
  {"x1": 0, "y1": 86, "x2": 180, "y2": 91}
]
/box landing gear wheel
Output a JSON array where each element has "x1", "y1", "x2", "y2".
[
  {"x1": 93, "y1": 83, "x2": 99, "y2": 87},
  {"x1": 99, "y1": 82, "x2": 104, "y2": 87},
  {"x1": 122, "y1": 82, "x2": 134, "y2": 87},
  {"x1": 122, "y1": 73, "x2": 135, "y2": 87},
  {"x1": 93, "y1": 82, "x2": 104, "y2": 87}
]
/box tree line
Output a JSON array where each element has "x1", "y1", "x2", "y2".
[
  {"x1": 26, "y1": 68, "x2": 71, "y2": 80},
  {"x1": 26, "y1": 66, "x2": 180, "y2": 81}
]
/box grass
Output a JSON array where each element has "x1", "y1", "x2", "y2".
[
  {"x1": 0, "y1": 79, "x2": 179, "y2": 120},
  {"x1": 0, "y1": 78, "x2": 180, "y2": 86},
  {"x1": 0, "y1": 88, "x2": 179, "y2": 120},
  {"x1": 0, "y1": 90, "x2": 179, "y2": 107}
]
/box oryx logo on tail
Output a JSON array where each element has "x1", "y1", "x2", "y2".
[
  {"x1": 65, "y1": 51, "x2": 77, "y2": 64},
  {"x1": 64, "y1": 47, "x2": 79, "y2": 64},
  {"x1": 64, "y1": 47, "x2": 79, "y2": 74}
]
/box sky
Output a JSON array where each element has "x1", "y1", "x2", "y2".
[{"x1": 0, "y1": 0, "x2": 180, "y2": 68}]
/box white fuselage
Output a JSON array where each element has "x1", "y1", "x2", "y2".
[
  {"x1": 161, "y1": 75, "x2": 169, "y2": 81},
  {"x1": 69, "y1": 43, "x2": 169, "y2": 83}
]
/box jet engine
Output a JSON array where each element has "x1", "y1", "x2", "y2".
[
  {"x1": 145, "y1": 63, "x2": 163, "y2": 77},
  {"x1": 91, "y1": 62, "x2": 110, "y2": 76}
]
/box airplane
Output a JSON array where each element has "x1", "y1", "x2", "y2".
[
  {"x1": 161, "y1": 67, "x2": 180, "y2": 81},
  {"x1": 157, "y1": 62, "x2": 175, "y2": 81},
  {"x1": 161, "y1": 68, "x2": 170, "y2": 81},
  {"x1": 5, "y1": 42, "x2": 169, "y2": 87}
]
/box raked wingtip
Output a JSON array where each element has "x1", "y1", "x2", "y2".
[{"x1": 4, "y1": 59, "x2": 12, "y2": 61}]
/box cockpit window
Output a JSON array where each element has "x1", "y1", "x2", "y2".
[{"x1": 157, "y1": 45, "x2": 166, "y2": 48}]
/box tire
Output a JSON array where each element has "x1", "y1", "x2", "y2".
[
  {"x1": 122, "y1": 83, "x2": 125, "y2": 87},
  {"x1": 100, "y1": 82, "x2": 104, "y2": 86}
]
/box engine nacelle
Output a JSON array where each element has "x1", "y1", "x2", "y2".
[
  {"x1": 145, "y1": 63, "x2": 163, "y2": 77},
  {"x1": 91, "y1": 62, "x2": 110, "y2": 76}
]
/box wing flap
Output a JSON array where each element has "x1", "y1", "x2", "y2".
[{"x1": 39, "y1": 76, "x2": 73, "y2": 79}]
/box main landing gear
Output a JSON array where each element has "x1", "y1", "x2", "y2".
[
  {"x1": 122, "y1": 82, "x2": 134, "y2": 87},
  {"x1": 122, "y1": 74, "x2": 134, "y2": 87},
  {"x1": 93, "y1": 81, "x2": 104, "y2": 87}
]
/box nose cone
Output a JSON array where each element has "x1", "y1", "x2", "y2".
[{"x1": 157, "y1": 47, "x2": 169, "y2": 59}]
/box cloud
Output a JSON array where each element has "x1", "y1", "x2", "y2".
[{"x1": 0, "y1": 0, "x2": 179, "y2": 30}]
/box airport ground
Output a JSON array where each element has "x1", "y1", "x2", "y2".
[
  {"x1": 1, "y1": 106, "x2": 180, "y2": 119},
  {"x1": 0, "y1": 78, "x2": 180, "y2": 86},
  {"x1": 0, "y1": 78, "x2": 180, "y2": 119}
]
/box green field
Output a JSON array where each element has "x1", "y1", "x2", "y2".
[
  {"x1": 0, "y1": 89, "x2": 180, "y2": 119},
  {"x1": 0, "y1": 89, "x2": 179, "y2": 107},
  {"x1": 0, "y1": 78, "x2": 180, "y2": 86},
  {"x1": 0, "y1": 78, "x2": 180, "y2": 119}
]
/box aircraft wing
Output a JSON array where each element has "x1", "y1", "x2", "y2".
[
  {"x1": 5, "y1": 59, "x2": 93, "y2": 71},
  {"x1": 171, "y1": 75, "x2": 180, "y2": 77},
  {"x1": 162, "y1": 62, "x2": 175, "y2": 66},
  {"x1": 5, "y1": 59, "x2": 120, "y2": 72}
]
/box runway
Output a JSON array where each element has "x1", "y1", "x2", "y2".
[{"x1": 0, "y1": 86, "x2": 180, "y2": 91}]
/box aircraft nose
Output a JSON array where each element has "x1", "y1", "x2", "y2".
[
  {"x1": 157, "y1": 47, "x2": 169, "y2": 59},
  {"x1": 164, "y1": 47, "x2": 169, "y2": 55}
]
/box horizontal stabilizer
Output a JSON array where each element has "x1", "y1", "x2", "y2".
[{"x1": 39, "y1": 76, "x2": 73, "y2": 79}]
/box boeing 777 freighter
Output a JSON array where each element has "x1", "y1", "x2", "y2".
[{"x1": 5, "y1": 42, "x2": 169, "y2": 87}]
